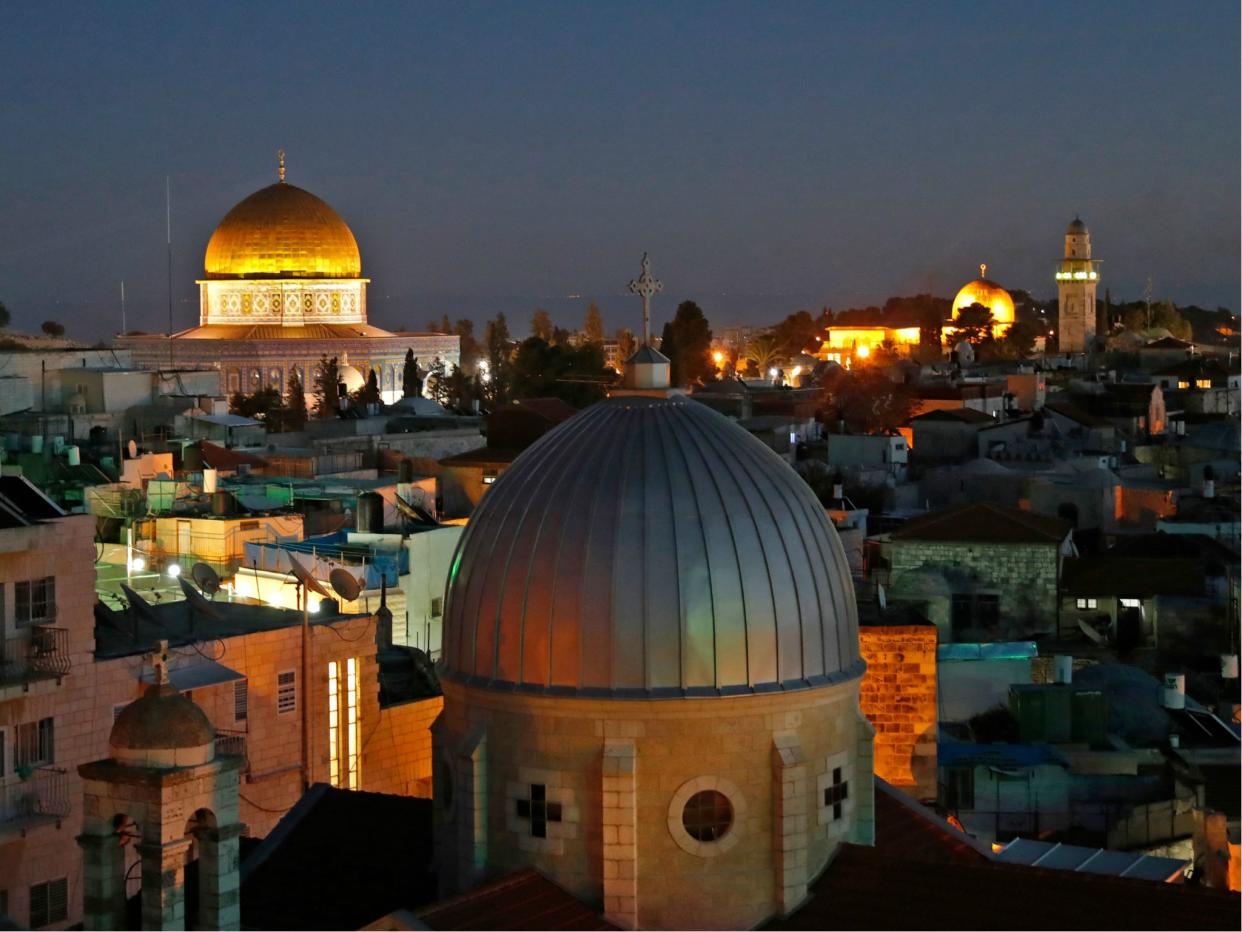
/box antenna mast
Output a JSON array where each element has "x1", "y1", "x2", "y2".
[
  {"x1": 166, "y1": 176, "x2": 174, "y2": 368},
  {"x1": 120, "y1": 279, "x2": 126, "y2": 335}
]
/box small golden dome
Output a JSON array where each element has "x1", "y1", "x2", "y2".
[
  {"x1": 952, "y1": 264, "x2": 1015, "y2": 326},
  {"x1": 204, "y1": 182, "x2": 361, "y2": 280}
]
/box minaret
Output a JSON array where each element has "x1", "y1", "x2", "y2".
[{"x1": 1056, "y1": 217, "x2": 1102, "y2": 353}]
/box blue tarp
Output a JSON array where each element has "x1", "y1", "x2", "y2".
[{"x1": 243, "y1": 531, "x2": 405, "y2": 589}]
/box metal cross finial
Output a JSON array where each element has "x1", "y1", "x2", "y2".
[
  {"x1": 980, "y1": 262, "x2": 987, "y2": 280},
  {"x1": 278, "y1": 149, "x2": 286, "y2": 183},
  {"x1": 627, "y1": 252, "x2": 664, "y2": 345},
  {"x1": 150, "y1": 639, "x2": 170, "y2": 686}
]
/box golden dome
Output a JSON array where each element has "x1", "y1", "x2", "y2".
[
  {"x1": 204, "y1": 182, "x2": 361, "y2": 280},
  {"x1": 951, "y1": 263, "x2": 1015, "y2": 326}
]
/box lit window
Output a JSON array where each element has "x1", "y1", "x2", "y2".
[
  {"x1": 1195, "y1": 379, "x2": 1211, "y2": 389},
  {"x1": 29, "y1": 878, "x2": 68, "y2": 929},
  {"x1": 482, "y1": 471, "x2": 498, "y2": 485},
  {"x1": 1120, "y1": 598, "x2": 1142, "y2": 608},
  {"x1": 276, "y1": 670, "x2": 297, "y2": 715},
  {"x1": 327, "y1": 658, "x2": 361, "y2": 789},
  {"x1": 15, "y1": 577, "x2": 55, "y2": 627},
  {"x1": 682, "y1": 789, "x2": 733, "y2": 842},
  {"x1": 1076, "y1": 598, "x2": 1097, "y2": 610},
  {"x1": 1178, "y1": 380, "x2": 1190, "y2": 390}
]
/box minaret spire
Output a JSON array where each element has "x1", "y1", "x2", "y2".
[{"x1": 277, "y1": 149, "x2": 286, "y2": 183}]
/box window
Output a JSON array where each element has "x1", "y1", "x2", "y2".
[
  {"x1": 429, "y1": 597, "x2": 443, "y2": 618},
  {"x1": 16, "y1": 718, "x2": 54, "y2": 768},
  {"x1": 239, "y1": 520, "x2": 260, "y2": 531},
  {"x1": 682, "y1": 789, "x2": 733, "y2": 842},
  {"x1": 952, "y1": 593, "x2": 1001, "y2": 640},
  {"x1": 515, "y1": 783, "x2": 563, "y2": 839},
  {"x1": 15, "y1": 578, "x2": 55, "y2": 627},
  {"x1": 1195, "y1": 379, "x2": 1211, "y2": 390},
  {"x1": 233, "y1": 679, "x2": 248, "y2": 723},
  {"x1": 481, "y1": 471, "x2": 498, "y2": 485},
  {"x1": 1177, "y1": 380, "x2": 1190, "y2": 390},
  {"x1": 276, "y1": 670, "x2": 297, "y2": 715},
  {"x1": 1120, "y1": 597, "x2": 1142, "y2": 608},
  {"x1": 1076, "y1": 598, "x2": 1097, "y2": 610},
  {"x1": 29, "y1": 878, "x2": 68, "y2": 928},
  {"x1": 823, "y1": 767, "x2": 850, "y2": 821},
  {"x1": 327, "y1": 658, "x2": 360, "y2": 789},
  {"x1": 943, "y1": 767, "x2": 975, "y2": 810}
]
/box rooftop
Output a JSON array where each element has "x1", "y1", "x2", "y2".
[{"x1": 888, "y1": 503, "x2": 1070, "y2": 545}]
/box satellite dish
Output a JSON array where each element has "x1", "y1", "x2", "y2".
[
  {"x1": 395, "y1": 493, "x2": 438, "y2": 526},
  {"x1": 178, "y1": 577, "x2": 223, "y2": 621},
  {"x1": 329, "y1": 568, "x2": 363, "y2": 602},
  {"x1": 191, "y1": 562, "x2": 221, "y2": 596},
  {"x1": 127, "y1": 439, "x2": 138, "y2": 459},
  {"x1": 284, "y1": 551, "x2": 331, "y2": 598},
  {"x1": 120, "y1": 584, "x2": 159, "y2": 622}
]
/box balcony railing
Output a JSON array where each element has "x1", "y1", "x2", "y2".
[
  {"x1": 0, "y1": 627, "x2": 71, "y2": 687},
  {"x1": 0, "y1": 767, "x2": 70, "y2": 829},
  {"x1": 215, "y1": 729, "x2": 247, "y2": 761}
]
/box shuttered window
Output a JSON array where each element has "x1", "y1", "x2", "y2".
[
  {"x1": 277, "y1": 670, "x2": 297, "y2": 715},
  {"x1": 233, "y1": 679, "x2": 248, "y2": 723},
  {"x1": 29, "y1": 878, "x2": 68, "y2": 928}
]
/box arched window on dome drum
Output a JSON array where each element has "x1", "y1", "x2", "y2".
[
  {"x1": 682, "y1": 790, "x2": 733, "y2": 842},
  {"x1": 269, "y1": 369, "x2": 282, "y2": 392},
  {"x1": 250, "y1": 370, "x2": 261, "y2": 388}
]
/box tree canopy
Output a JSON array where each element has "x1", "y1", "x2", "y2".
[
  {"x1": 816, "y1": 367, "x2": 918, "y2": 435},
  {"x1": 584, "y1": 301, "x2": 605, "y2": 344},
  {"x1": 509, "y1": 337, "x2": 609, "y2": 407},
  {"x1": 314, "y1": 355, "x2": 341, "y2": 418},
  {"x1": 658, "y1": 300, "x2": 713, "y2": 387},
  {"x1": 531, "y1": 308, "x2": 554, "y2": 341}
]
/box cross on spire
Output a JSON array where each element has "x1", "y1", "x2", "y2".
[
  {"x1": 148, "y1": 639, "x2": 171, "y2": 686},
  {"x1": 627, "y1": 252, "x2": 663, "y2": 346}
]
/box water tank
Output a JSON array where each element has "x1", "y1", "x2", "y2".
[
  {"x1": 211, "y1": 490, "x2": 235, "y2": 516},
  {"x1": 1222, "y1": 654, "x2": 1239, "y2": 680},
  {"x1": 203, "y1": 468, "x2": 218, "y2": 494},
  {"x1": 397, "y1": 458, "x2": 414, "y2": 484},
  {"x1": 357, "y1": 492, "x2": 384, "y2": 533},
  {"x1": 1162, "y1": 672, "x2": 1186, "y2": 710},
  {"x1": 30, "y1": 435, "x2": 43, "y2": 454},
  {"x1": 51, "y1": 436, "x2": 65, "y2": 454},
  {"x1": 66, "y1": 446, "x2": 81, "y2": 467},
  {"x1": 1053, "y1": 654, "x2": 1073, "y2": 685}
]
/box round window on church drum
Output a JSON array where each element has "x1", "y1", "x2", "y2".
[{"x1": 682, "y1": 789, "x2": 733, "y2": 842}]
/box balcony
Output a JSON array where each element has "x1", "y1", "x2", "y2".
[
  {"x1": 215, "y1": 729, "x2": 248, "y2": 763},
  {"x1": 0, "y1": 626, "x2": 71, "y2": 688},
  {"x1": 0, "y1": 767, "x2": 70, "y2": 835}
]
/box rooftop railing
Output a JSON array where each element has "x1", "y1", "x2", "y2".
[{"x1": 0, "y1": 626, "x2": 71, "y2": 686}]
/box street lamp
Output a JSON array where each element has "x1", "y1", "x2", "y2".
[{"x1": 166, "y1": 563, "x2": 181, "y2": 578}]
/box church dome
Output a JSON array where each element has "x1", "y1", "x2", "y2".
[
  {"x1": 204, "y1": 182, "x2": 361, "y2": 280},
  {"x1": 110, "y1": 682, "x2": 215, "y2": 768},
  {"x1": 952, "y1": 265, "x2": 1015, "y2": 326},
  {"x1": 442, "y1": 394, "x2": 861, "y2": 697}
]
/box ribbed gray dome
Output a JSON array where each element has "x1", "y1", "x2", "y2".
[{"x1": 442, "y1": 394, "x2": 862, "y2": 698}]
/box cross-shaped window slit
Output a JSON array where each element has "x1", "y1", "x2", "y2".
[
  {"x1": 824, "y1": 767, "x2": 849, "y2": 820},
  {"x1": 515, "y1": 783, "x2": 562, "y2": 838}
]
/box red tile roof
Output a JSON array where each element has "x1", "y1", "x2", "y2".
[
  {"x1": 417, "y1": 869, "x2": 616, "y2": 931},
  {"x1": 911, "y1": 407, "x2": 996, "y2": 424},
  {"x1": 889, "y1": 502, "x2": 1070, "y2": 545},
  {"x1": 198, "y1": 441, "x2": 268, "y2": 470}
]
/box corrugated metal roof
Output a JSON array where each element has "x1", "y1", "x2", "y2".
[{"x1": 996, "y1": 838, "x2": 1187, "y2": 883}]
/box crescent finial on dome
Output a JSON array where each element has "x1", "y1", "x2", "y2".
[{"x1": 980, "y1": 262, "x2": 987, "y2": 280}]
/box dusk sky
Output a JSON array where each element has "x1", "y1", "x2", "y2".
[{"x1": 2, "y1": 1, "x2": 1238, "y2": 339}]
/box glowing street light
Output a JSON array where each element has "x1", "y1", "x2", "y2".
[
  {"x1": 712, "y1": 351, "x2": 724, "y2": 365},
  {"x1": 768, "y1": 367, "x2": 779, "y2": 379},
  {"x1": 856, "y1": 344, "x2": 871, "y2": 359},
  {"x1": 166, "y1": 563, "x2": 182, "y2": 578},
  {"x1": 128, "y1": 556, "x2": 146, "y2": 572}
]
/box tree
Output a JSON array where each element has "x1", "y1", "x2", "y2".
[
  {"x1": 659, "y1": 300, "x2": 713, "y2": 387},
  {"x1": 353, "y1": 368, "x2": 380, "y2": 408},
  {"x1": 744, "y1": 334, "x2": 784, "y2": 376},
  {"x1": 426, "y1": 314, "x2": 451, "y2": 333},
  {"x1": 285, "y1": 370, "x2": 308, "y2": 430},
  {"x1": 771, "y1": 310, "x2": 820, "y2": 358},
  {"x1": 483, "y1": 313, "x2": 513, "y2": 406},
  {"x1": 0, "y1": 301, "x2": 10, "y2": 329},
  {"x1": 402, "y1": 349, "x2": 422, "y2": 398},
  {"x1": 509, "y1": 337, "x2": 609, "y2": 408},
  {"x1": 817, "y1": 367, "x2": 918, "y2": 435},
  {"x1": 551, "y1": 325, "x2": 573, "y2": 346},
  {"x1": 953, "y1": 303, "x2": 994, "y2": 346},
  {"x1": 41, "y1": 320, "x2": 65, "y2": 337},
  {"x1": 314, "y1": 355, "x2": 341, "y2": 418},
  {"x1": 1151, "y1": 301, "x2": 1194, "y2": 341},
  {"x1": 453, "y1": 318, "x2": 481, "y2": 370},
  {"x1": 615, "y1": 327, "x2": 637, "y2": 360},
  {"x1": 531, "y1": 308, "x2": 554, "y2": 341},
  {"x1": 228, "y1": 385, "x2": 282, "y2": 421},
  {"x1": 584, "y1": 301, "x2": 605, "y2": 344},
  {"x1": 423, "y1": 359, "x2": 448, "y2": 404}
]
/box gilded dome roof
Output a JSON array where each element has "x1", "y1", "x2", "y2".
[
  {"x1": 204, "y1": 182, "x2": 361, "y2": 280},
  {"x1": 110, "y1": 682, "x2": 215, "y2": 768},
  {"x1": 442, "y1": 394, "x2": 862, "y2": 697},
  {"x1": 952, "y1": 264, "x2": 1015, "y2": 326}
]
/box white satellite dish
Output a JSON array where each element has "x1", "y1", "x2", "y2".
[
  {"x1": 191, "y1": 562, "x2": 221, "y2": 596},
  {"x1": 284, "y1": 550, "x2": 331, "y2": 599},
  {"x1": 329, "y1": 567, "x2": 363, "y2": 603}
]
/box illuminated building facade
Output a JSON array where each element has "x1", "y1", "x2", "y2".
[
  {"x1": 119, "y1": 156, "x2": 458, "y2": 402},
  {"x1": 944, "y1": 263, "x2": 1015, "y2": 343},
  {"x1": 1055, "y1": 216, "x2": 1101, "y2": 353},
  {"x1": 818, "y1": 325, "x2": 921, "y2": 363}
]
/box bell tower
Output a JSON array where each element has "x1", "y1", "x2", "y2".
[{"x1": 1056, "y1": 217, "x2": 1102, "y2": 353}]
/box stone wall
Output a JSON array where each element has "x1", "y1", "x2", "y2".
[
  {"x1": 858, "y1": 626, "x2": 938, "y2": 801},
  {"x1": 365, "y1": 696, "x2": 443, "y2": 798},
  {"x1": 888, "y1": 539, "x2": 1061, "y2": 635}
]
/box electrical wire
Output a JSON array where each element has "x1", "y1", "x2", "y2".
[{"x1": 239, "y1": 791, "x2": 298, "y2": 815}]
